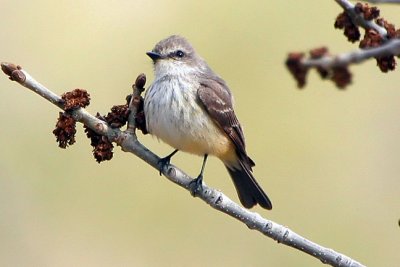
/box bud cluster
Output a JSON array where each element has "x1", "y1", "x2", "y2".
[
  {"x1": 53, "y1": 74, "x2": 147, "y2": 163},
  {"x1": 53, "y1": 89, "x2": 90, "y2": 148}
]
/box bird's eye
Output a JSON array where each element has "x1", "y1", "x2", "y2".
[{"x1": 175, "y1": 50, "x2": 185, "y2": 58}]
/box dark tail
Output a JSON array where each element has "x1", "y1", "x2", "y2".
[{"x1": 225, "y1": 161, "x2": 272, "y2": 210}]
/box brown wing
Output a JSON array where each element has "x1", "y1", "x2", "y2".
[{"x1": 197, "y1": 78, "x2": 255, "y2": 168}]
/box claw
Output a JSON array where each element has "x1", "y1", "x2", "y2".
[
  {"x1": 188, "y1": 154, "x2": 208, "y2": 196},
  {"x1": 158, "y1": 157, "x2": 170, "y2": 176},
  {"x1": 158, "y1": 149, "x2": 178, "y2": 176},
  {"x1": 189, "y1": 175, "x2": 204, "y2": 196}
]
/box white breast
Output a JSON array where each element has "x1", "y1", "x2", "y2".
[{"x1": 144, "y1": 75, "x2": 233, "y2": 158}]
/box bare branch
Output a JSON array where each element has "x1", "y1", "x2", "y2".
[
  {"x1": 362, "y1": 0, "x2": 400, "y2": 3},
  {"x1": 286, "y1": 0, "x2": 400, "y2": 89},
  {"x1": 1, "y1": 62, "x2": 366, "y2": 267},
  {"x1": 302, "y1": 38, "x2": 400, "y2": 69},
  {"x1": 126, "y1": 73, "x2": 146, "y2": 134},
  {"x1": 335, "y1": 0, "x2": 388, "y2": 37}
]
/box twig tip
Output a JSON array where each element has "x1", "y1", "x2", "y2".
[
  {"x1": 1, "y1": 62, "x2": 26, "y2": 83},
  {"x1": 1, "y1": 62, "x2": 18, "y2": 76},
  {"x1": 133, "y1": 73, "x2": 146, "y2": 92}
]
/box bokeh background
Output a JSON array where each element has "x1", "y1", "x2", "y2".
[{"x1": 1, "y1": 0, "x2": 399, "y2": 266}]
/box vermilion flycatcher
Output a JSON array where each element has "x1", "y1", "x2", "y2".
[{"x1": 144, "y1": 35, "x2": 272, "y2": 209}]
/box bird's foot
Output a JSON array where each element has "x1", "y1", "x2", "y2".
[
  {"x1": 189, "y1": 175, "x2": 203, "y2": 197},
  {"x1": 157, "y1": 149, "x2": 179, "y2": 176},
  {"x1": 158, "y1": 156, "x2": 172, "y2": 176}
]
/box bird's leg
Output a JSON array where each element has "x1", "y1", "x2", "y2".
[
  {"x1": 158, "y1": 149, "x2": 179, "y2": 175},
  {"x1": 189, "y1": 154, "x2": 208, "y2": 196}
]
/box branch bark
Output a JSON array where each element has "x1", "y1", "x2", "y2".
[
  {"x1": 286, "y1": 0, "x2": 400, "y2": 89},
  {"x1": 318, "y1": 0, "x2": 400, "y2": 70},
  {"x1": 1, "y1": 62, "x2": 366, "y2": 267},
  {"x1": 335, "y1": 0, "x2": 388, "y2": 37},
  {"x1": 302, "y1": 38, "x2": 400, "y2": 69},
  {"x1": 322, "y1": 0, "x2": 400, "y2": 68},
  {"x1": 362, "y1": 0, "x2": 400, "y2": 3}
]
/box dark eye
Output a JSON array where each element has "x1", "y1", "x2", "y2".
[{"x1": 175, "y1": 50, "x2": 185, "y2": 58}]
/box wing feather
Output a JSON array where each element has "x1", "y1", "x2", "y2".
[{"x1": 197, "y1": 78, "x2": 255, "y2": 168}]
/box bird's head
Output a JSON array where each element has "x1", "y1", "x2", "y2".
[{"x1": 147, "y1": 35, "x2": 207, "y2": 77}]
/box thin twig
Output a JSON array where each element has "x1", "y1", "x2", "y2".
[
  {"x1": 302, "y1": 38, "x2": 400, "y2": 68},
  {"x1": 362, "y1": 0, "x2": 400, "y2": 3},
  {"x1": 286, "y1": 0, "x2": 399, "y2": 88},
  {"x1": 335, "y1": 0, "x2": 388, "y2": 38},
  {"x1": 1, "y1": 62, "x2": 366, "y2": 267}
]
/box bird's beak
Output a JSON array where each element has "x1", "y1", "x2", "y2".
[{"x1": 146, "y1": 51, "x2": 162, "y2": 61}]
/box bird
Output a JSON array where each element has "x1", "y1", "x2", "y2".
[{"x1": 143, "y1": 35, "x2": 272, "y2": 209}]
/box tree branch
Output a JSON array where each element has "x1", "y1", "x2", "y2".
[
  {"x1": 335, "y1": 0, "x2": 388, "y2": 37},
  {"x1": 286, "y1": 0, "x2": 400, "y2": 89},
  {"x1": 362, "y1": 0, "x2": 400, "y2": 3},
  {"x1": 302, "y1": 38, "x2": 400, "y2": 69},
  {"x1": 1, "y1": 62, "x2": 366, "y2": 267}
]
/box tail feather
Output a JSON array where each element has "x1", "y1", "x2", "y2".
[{"x1": 225, "y1": 161, "x2": 272, "y2": 210}]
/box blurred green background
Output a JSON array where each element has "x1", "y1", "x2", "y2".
[{"x1": 1, "y1": 0, "x2": 399, "y2": 266}]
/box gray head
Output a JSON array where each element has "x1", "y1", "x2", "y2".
[{"x1": 147, "y1": 35, "x2": 209, "y2": 77}]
